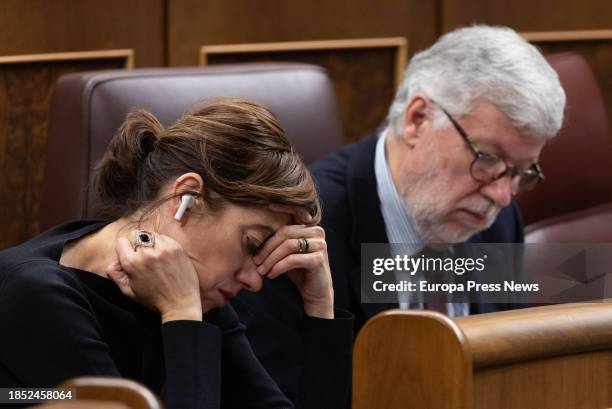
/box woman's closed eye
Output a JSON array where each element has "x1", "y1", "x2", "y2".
[
  {"x1": 245, "y1": 237, "x2": 262, "y2": 256},
  {"x1": 244, "y1": 229, "x2": 275, "y2": 258}
]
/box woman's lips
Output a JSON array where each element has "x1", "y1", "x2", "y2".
[{"x1": 218, "y1": 289, "x2": 235, "y2": 302}]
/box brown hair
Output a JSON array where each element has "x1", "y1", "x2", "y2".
[{"x1": 93, "y1": 97, "x2": 320, "y2": 224}]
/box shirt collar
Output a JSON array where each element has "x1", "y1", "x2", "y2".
[{"x1": 374, "y1": 129, "x2": 423, "y2": 247}]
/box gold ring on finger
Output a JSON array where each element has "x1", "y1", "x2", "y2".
[{"x1": 298, "y1": 237, "x2": 309, "y2": 254}]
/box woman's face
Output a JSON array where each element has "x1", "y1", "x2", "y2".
[{"x1": 164, "y1": 203, "x2": 292, "y2": 312}]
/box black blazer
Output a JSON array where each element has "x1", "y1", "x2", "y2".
[
  {"x1": 234, "y1": 133, "x2": 524, "y2": 402},
  {"x1": 309, "y1": 133, "x2": 525, "y2": 330}
]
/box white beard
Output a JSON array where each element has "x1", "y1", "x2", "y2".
[{"x1": 400, "y1": 165, "x2": 498, "y2": 244}]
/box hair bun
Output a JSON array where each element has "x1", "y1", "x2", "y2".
[{"x1": 93, "y1": 109, "x2": 164, "y2": 216}]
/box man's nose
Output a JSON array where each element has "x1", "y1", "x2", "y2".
[
  {"x1": 479, "y1": 175, "x2": 512, "y2": 208},
  {"x1": 236, "y1": 259, "x2": 263, "y2": 293}
]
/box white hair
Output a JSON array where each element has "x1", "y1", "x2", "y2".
[{"x1": 386, "y1": 25, "x2": 566, "y2": 140}]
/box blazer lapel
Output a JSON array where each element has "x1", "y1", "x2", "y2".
[
  {"x1": 346, "y1": 133, "x2": 389, "y2": 248},
  {"x1": 345, "y1": 133, "x2": 394, "y2": 319}
]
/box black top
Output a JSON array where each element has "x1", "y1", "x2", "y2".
[{"x1": 0, "y1": 220, "x2": 352, "y2": 409}]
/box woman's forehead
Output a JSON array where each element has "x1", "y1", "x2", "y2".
[{"x1": 237, "y1": 206, "x2": 293, "y2": 231}]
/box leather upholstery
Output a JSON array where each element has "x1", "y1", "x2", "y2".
[
  {"x1": 40, "y1": 63, "x2": 344, "y2": 230},
  {"x1": 516, "y1": 52, "x2": 612, "y2": 226},
  {"x1": 519, "y1": 52, "x2": 612, "y2": 243},
  {"x1": 525, "y1": 203, "x2": 612, "y2": 243}
]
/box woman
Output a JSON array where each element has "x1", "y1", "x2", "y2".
[{"x1": 0, "y1": 98, "x2": 352, "y2": 409}]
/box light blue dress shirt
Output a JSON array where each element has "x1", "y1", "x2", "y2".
[{"x1": 373, "y1": 130, "x2": 469, "y2": 317}]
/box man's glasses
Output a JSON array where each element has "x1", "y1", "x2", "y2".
[{"x1": 438, "y1": 105, "x2": 545, "y2": 195}]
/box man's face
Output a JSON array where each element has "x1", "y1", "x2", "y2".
[{"x1": 396, "y1": 99, "x2": 546, "y2": 243}]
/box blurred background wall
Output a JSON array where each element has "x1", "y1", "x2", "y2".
[{"x1": 1, "y1": 0, "x2": 611, "y2": 249}]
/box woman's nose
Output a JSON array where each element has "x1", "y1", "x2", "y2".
[{"x1": 236, "y1": 258, "x2": 263, "y2": 292}]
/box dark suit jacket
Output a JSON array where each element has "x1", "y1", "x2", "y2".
[
  {"x1": 309, "y1": 133, "x2": 525, "y2": 330},
  {"x1": 233, "y1": 133, "x2": 524, "y2": 401}
]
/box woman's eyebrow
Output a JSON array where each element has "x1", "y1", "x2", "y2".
[
  {"x1": 246, "y1": 224, "x2": 276, "y2": 236},
  {"x1": 246, "y1": 224, "x2": 276, "y2": 249},
  {"x1": 245, "y1": 225, "x2": 276, "y2": 252}
]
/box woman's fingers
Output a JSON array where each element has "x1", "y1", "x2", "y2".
[
  {"x1": 254, "y1": 225, "x2": 324, "y2": 266},
  {"x1": 111, "y1": 232, "x2": 202, "y2": 320},
  {"x1": 253, "y1": 225, "x2": 303, "y2": 265},
  {"x1": 115, "y1": 236, "x2": 140, "y2": 270},
  {"x1": 107, "y1": 269, "x2": 136, "y2": 299},
  {"x1": 254, "y1": 224, "x2": 334, "y2": 319},
  {"x1": 265, "y1": 252, "x2": 326, "y2": 280},
  {"x1": 257, "y1": 237, "x2": 326, "y2": 277},
  {"x1": 106, "y1": 262, "x2": 136, "y2": 299}
]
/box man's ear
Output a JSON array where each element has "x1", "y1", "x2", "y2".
[{"x1": 401, "y1": 96, "x2": 430, "y2": 148}]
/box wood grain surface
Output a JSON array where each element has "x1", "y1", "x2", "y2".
[
  {"x1": 441, "y1": 0, "x2": 612, "y2": 33},
  {"x1": 168, "y1": 0, "x2": 437, "y2": 66},
  {"x1": 0, "y1": 54, "x2": 128, "y2": 250},
  {"x1": 0, "y1": 0, "x2": 164, "y2": 67},
  {"x1": 354, "y1": 304, "x2": 612, "y2": 409},
  {"x1": 473, "y1": 350, "x2": 612, "y2": 409},
  {"x1": 455, "y1": 302, "x2": 612, "y2": 368},
  {"x1": 353, "y1": 310, "x2": 472, "y2": 409},
  {"x1": 202, "y1": 39, "x2": 406, "y2": 143},
  {"x1": 59, "y1": 377, "x2": 162, "y2": 409}
]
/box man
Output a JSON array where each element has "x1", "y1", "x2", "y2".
[
  {"x1": 233, "y1": 25, "x2": 565, "y2": 401},
  {"x1": 309, "y1": 25, "x2": 565, "y2": 330}
]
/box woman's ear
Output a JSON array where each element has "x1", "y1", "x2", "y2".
[
  {"x1": 401, "y1": 96, "x2": 430, "y2": 148},
  {"x1": 171, "y1": 173, "x2": 204, "y2": 222},
  {"x1": 173, "y1": 172, "x2": 204, "y2": 195}
]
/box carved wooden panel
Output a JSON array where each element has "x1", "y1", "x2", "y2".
[
  {"x1": 200, "y1": 38, "x2": 407, "y2": 144},
  {"x1": 0, "y1": 50, "x2": 132, "y2": 250}
]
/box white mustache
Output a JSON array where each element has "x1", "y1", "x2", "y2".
[{"x1": 460, "y1": 199, "x2": 498, "y2": 220}]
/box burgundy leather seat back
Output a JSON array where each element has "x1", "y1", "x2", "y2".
[
  {"x1": 516, "y1": 52, "x2": 612, "y2": 226},
  {"x1": 525, "y1": 203, "x2": 612, "y2": 243},
  {"x1": 40, "y1": 63, "x2": 344, "y2": 230}
]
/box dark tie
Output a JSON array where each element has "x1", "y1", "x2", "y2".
[
  {"x1": 424, "y1": 301, "x2": 448, "y2": 314},
  {"x1": 420, "y1": 245, "x2": 452, "y2": 314}
]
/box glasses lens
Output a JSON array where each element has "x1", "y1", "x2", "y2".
[
  {"x1": 471, "y1": 155, "x2": 506, "y2": 182},
  {"x1": 516, "y1": 173, "x2": 540, "y2": 193}
]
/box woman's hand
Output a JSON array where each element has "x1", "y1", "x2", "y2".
[
  {"x1": 107, "y1": 232, "x2": 203, "y2": 323},
  {"x1": 253, "y1": 222, "x2": 334, "y2": 319}
]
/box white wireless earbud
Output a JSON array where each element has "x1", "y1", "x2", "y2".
[{"x1": 174, "y1": 194, "x2": 195, "y2": 221}]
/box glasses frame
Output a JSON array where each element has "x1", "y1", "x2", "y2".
[{"x1": 437, "y1": 104, "x2": 545, "y2": 195}]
